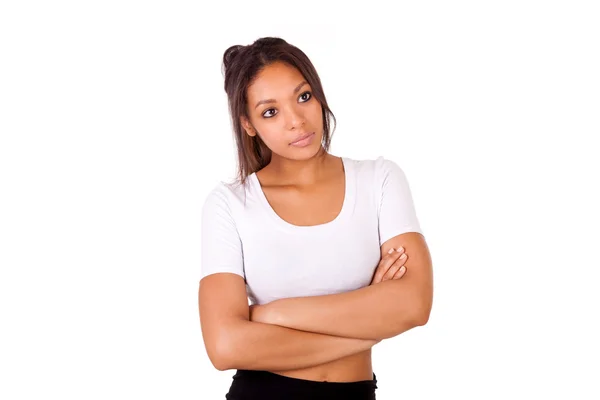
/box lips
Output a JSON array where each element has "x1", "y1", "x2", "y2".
[{"x1": 290, "y1": 132, "x2": 314, "y2": 145}]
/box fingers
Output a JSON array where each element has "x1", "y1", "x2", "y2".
[
  {"x1": 372, "y1": 247, "x2": 406, "y2": 284},
  {"x1": 391, "y1": 263, "x2": 407, "y2": 279},
  {"x1": 381, "y1": 251, "x2": 408, "y2": 282},
  {"x1": 371, "y1": 248, "x2": 402, "y2": 284}
]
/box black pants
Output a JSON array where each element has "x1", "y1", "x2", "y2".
[{"x1": 225, "y1": 369, "x2": 378, "y2": 400}]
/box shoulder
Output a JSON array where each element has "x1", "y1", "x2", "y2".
[
  {"x1": 344, "y1": 155, "x2": 405, "y2": 182},
  {"x1": 203, "y1": 178, "x2": 250, "y2": 206},
  {"x1": 201, "y1": 178, "x2": 252, "y2": 221}
]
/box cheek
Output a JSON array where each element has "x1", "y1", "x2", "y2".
[
  {"x1": 254, "y1": 123, "x2": 285, "y2": 147},
  {"x1": 309, "y1": 101, "x2": 323, "y2": 120}
]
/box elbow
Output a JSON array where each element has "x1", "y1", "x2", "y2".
[
  {"x1": 206, "y1": 333, "x2": 235, "y2": 371},
  {"x1": 210, "y1": 319, "x2": 250, "y2": 371},
  {"x1": 214, "y1": 335, "x2": 236, "y2": 371},
  {"x1": 206, "y1": 344, "x2": 229, "y2": 371},
  {"x1": 412, "y1": 297, "x2": 433, "y2": 326},
  {"x1": 209, "y1": 357, "x2": 229, "y2": 372},
  {"x1": 214, "y1": 359, "x2": 230, "y2": 372},
  {"x1": 413, "y1": 309, "x2": 430, "y2": 326},
  {"x1": 388, "y1": 304, "x2": 430, "y2": 339}
]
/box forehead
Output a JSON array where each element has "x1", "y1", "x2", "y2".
[{"x1": 247, "y1": 62, "x2": 306, "y2": 98}]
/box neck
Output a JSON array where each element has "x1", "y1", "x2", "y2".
[{"x1": 266, "y1": 147, "x2": 335, "y2": 186}]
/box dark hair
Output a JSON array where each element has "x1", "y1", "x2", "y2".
[{"x1": 222, "y1": 37, "x2": 336, "y2": 186}]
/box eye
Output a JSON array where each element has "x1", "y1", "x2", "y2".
[
  {"x1": 261, "y1": 91, "x2": 312, "y2": 119},
  {"x1": 299, "y1": 91, "x2": 312, "y2": 102},
  {"x1": 262, "y1": 109, "x2": 277, "y2": 118}
]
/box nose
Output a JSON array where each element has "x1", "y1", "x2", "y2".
[{"x1": 283, "y1": 104, "x2": 305, "y2": 130}]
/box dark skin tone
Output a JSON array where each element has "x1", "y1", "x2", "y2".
[
  {"x1": 240, "y1": 61, "x2": 411, "y2": 382},
  {"x1": 242, "y1": 60, "x2": 409, "y2": 272},
  {"x1": 241, "y1": 61, "x2": 335, "y2": 187}
]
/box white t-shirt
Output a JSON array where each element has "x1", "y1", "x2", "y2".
[{"x1": 200, "y1": 156, "x2": 424, "y2": 305}]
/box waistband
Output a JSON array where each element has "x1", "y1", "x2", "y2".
[{"x1": 228, "y1": 369, "x2": 378, "y2": 399}]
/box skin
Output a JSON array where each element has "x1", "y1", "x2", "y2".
[
  {"x1": 238, "y1": 61, "x2": 410, "y2": 382},
  {"x1": 241, "y1": 60, "x2": 335, "y2": 186}
]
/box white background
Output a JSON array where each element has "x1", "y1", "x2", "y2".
[{"x1": 1, "y1": 1, "x2": 599, "y2": 399}]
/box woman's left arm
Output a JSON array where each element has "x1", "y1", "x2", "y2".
[{"x1": 251, "y1": 232, "x2": 433, "y2": 341}]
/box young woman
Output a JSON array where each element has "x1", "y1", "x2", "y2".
[{"x1": 198, "y1": 37, "x2": 433, "y2": 400}]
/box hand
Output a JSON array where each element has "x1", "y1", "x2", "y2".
[{"x1": 370, "y1": 247, "x2": 408, "y2": 285}]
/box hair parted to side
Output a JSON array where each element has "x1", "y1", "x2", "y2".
[{"x1": 222, "y1": 37, "x2": 336, "y2": 186}]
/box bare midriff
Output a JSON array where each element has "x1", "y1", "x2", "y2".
[{"x1": 266, "y1": 349, "x2": 373, "y2": 383}]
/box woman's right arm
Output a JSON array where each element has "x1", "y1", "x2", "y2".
[{"x1": 198, "y1": 272, "x2": 378, "y2": 372}]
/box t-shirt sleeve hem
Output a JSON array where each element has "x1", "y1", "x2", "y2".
[
  {"x1": 201, "y1": 269, "x2": 246, "y2": 281},
  {"x1": 379, "y1": 226, "x2": 425, "y2": 246}
]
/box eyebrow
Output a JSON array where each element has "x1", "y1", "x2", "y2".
[{"x1": 254, "y1": 81, "x2": 308, "y2": 109}]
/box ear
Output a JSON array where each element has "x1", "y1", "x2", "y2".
[{"x1": 240, "y1": 116, "x2": 256, "y2": 137}]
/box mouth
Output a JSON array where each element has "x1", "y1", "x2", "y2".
[{"x1": 289, "y1": 132, "x2": 315, "y2": 146}]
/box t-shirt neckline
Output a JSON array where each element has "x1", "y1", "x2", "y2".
[{"x1": 250, "y1": 156, "x2": 355, "y2": 233}]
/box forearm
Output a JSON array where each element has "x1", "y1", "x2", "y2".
[
  {"x1": 220, "y1": 319, "x2": 378, "y2": 372},
  {"x1": 264, "y1": 280, "x2": 426, "y2": 341}
]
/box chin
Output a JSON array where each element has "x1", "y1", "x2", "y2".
[{"x1": 289, "y1": 145, "x2": 325, "y2": 161}]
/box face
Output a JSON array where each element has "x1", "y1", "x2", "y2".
[{"x1": 241, "y1": 61, "x2": 324, "y2": 161}]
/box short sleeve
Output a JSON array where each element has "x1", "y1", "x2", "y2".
[
  {"x1": 376, "y1": 157, "x2": 424, "y2": 246},
  {"x1": 200, "y1": 184, "x2": 245, "y2": 280}
]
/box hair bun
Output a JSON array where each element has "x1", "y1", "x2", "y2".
[{"x1": 223, "y1": 45, "x2": 244, "y2": 72}]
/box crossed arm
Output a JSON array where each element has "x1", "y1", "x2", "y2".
[{"x1": 250, "y1": 232, "x2": 433, "y2": 341}]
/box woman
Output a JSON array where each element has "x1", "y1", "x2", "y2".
[{"x1": 198, "y1": 36, "x2": 434, "y2": 400}]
